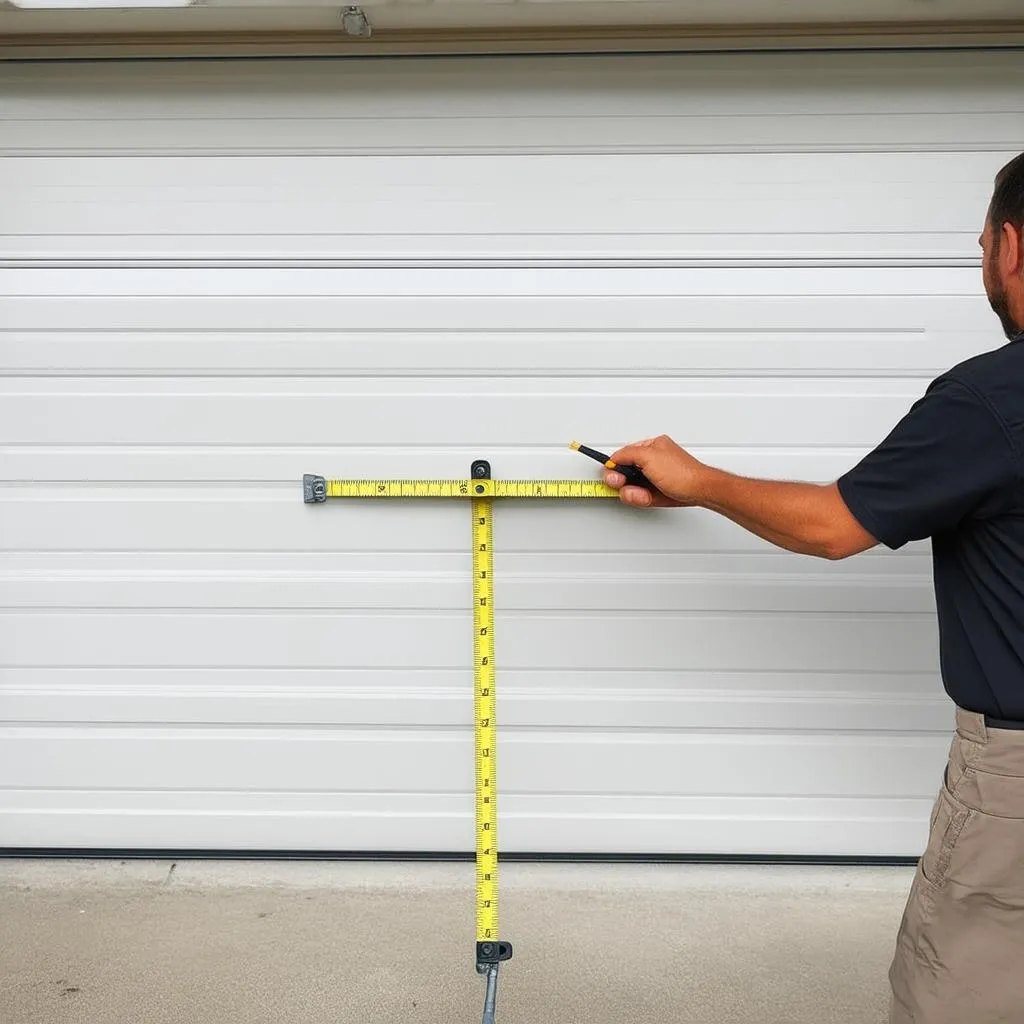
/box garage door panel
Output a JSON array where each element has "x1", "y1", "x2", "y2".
[
  {"x1": 0, "y1": 445, "x2": 936, "y2": 489},
  {"x1": 3, "y1": 230, "x2": 981, "y2": 261},
  {"x1": 0, "y1": 565, "x2": 932, "y2": 614},
  {"x1": 1, "y1": 265, "x2": 980, "y2": 296},
  {"x1": 0, "y1": 549, "x2": 934, "y2": 610},
  {"x1": 0, "y1": 550, "x2": 929, "y2": 579},
  {"x1": 0, "y1": 387, "x2": 928, "y2": 447},
  {"x1": 0, "y1": 494, "x2": 930, "y2": 555},
  {"x1": 1, "y1": 188, "x2": 988, "y2": 238},
  {"x1": 0, "y1": 790, "x2": 936, "y2": 856},
  {"x1": 7, "y1": 152, "x2": 1004, "y2": 195},
  {"x1": 1, "y1": 725, "x2": 945, "y2": 798},
  {"x1": 0, "y1": 294, "x2": 991, "y2": 334},
  {"x1": 0, "y1": 668, "x2": 948, "y2": 731},
  {"x1": 0, "y1": 329, "x2": 980, "y2": 378},
  {"x1": 0, "y1": 610, "x2": 937, "y2": 673}
]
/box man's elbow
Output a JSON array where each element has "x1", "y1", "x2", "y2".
[
  {"x1": 812, "y1": 484, "x2": 880, "y2": 560},
  {"x1": 819, "y1": 537, "x2": 860, "y2": 561},
  {"x1": 816, "y1": 524, "x2": 879, "y2": 561}
]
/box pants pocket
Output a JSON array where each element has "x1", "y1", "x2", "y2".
[{"x1": 918, "y1": 787, "x2": 974, "y2": 892}]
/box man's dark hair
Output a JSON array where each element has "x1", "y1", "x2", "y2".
[{"x1": 990, "y1": 153, "x2": 1024, "y2": 247}]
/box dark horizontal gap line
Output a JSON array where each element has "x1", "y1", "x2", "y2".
[
  {"x1": 0, "y1": 229, "x2": 989, "y2": 238},
  {"x1": 0, "y1": 609, "x2": 931, "y2": 618},
  {"x1": 0, "y1": 556, "x2": 920, "y2": 563},
  {"x1": 0, "y1": 223, "x2": 994, "y2": 234},
  {"x1": 0, "y1": 611, "x2": 934, "y2": 619},
  {"x1": 17, "y1": 576, "x2": 915, "y2": 590},
  {"x1": 1, "y1": 41, "x2": 1022, "y2": 63},
  {"x1": 0, "y1": 145, "x2": 1014, "y2": 157},
  {"x1": 0, "y1": 847, "x2": 919, "y2": 867},
  {"x1": 0, "y1": 377, "x2": 942, "y2": 386},
  {"x1": 5, "y1": 100, "x2": 1018, "y2": 118},
  {"x1": 0, "y1": 552, "x2": 925, "y2": 561},
  {"x1": 0, "y1": 607, "x2": 932, "y2": 618},
  {"x1": 0, "y1": 141, "x2": 987, "y2": 149},
  {"x1": 0, "y1": 574, "x2": 931, "y2": 582},
  {"x1": 0, "y1": 787, "x2": 938, "y2": 796},
  {"x1": 0, "y1": 723, "x2": 949, "y2": 736},
  {"x1": 0, "y1": 670, "x2": 937, "y2": 678},
  {"x1": 4, "y1": 109, "x2": 1015, "y2": 123},
  {"x1": 0, "y1": 380, "x2": 943, "y2": 389},
  {"x1": 0, "y1": 373, "x2": 944, "y2": 380},
  {"x1": 0, "y1": 442, "x2": 917, "y2": 450},
  {"x1": 0, "y1": 288, "x2": 976, "y2": 296},
  {"x1": 0, "y1": 267, "x2": 962, "y2": 278},
  {"x1": 0, "y1": 328, "x2": 936, "y2": 335},
  {"x1": 0, "y1": 666, "x2": 932, "y2": 675},
  {"x1": 0, "y1": 378, "x2": 936, "y2": 387},
  {"x1": 0, "y1": 370, "x2": 940, "y2": 378},
  {"x1": 5, "y1": 41, "x2": 1020, "y2": 60},
  {"x1": 0, "y1": 261, "x2": 981, "y2": 269},
  {"x1": 0, "y1": 285, "x2": 977, "y2": 292},
  {"x1": 0, "y1": 51, "x2": 1019, "y2": 78},
  {"x1": 0, "y1": 570, "x2": 929, "y2": 579}
]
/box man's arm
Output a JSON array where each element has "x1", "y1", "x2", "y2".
[
  {"x1": 602, "y1": 435, "x2": 878, "y2": 561},
  {"x1": 605, "y1": 380, "x2": 1019, "y2": 561},
  {"x1": 698, "y1": 472, "x2": 877, "y2": 560}
]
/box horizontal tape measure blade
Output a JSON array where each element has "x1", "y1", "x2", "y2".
[{"x1": 324, "y1": 479, "x2": 618, "y2": 499}]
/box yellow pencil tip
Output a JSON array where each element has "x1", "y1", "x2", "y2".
[{"x1": 568, "y1": 440, "x2": 581, "y2": 450}]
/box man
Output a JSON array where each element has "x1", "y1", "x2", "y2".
[{"x1": 602, "y1": 153, "x2": 1024, "y2": 1024}]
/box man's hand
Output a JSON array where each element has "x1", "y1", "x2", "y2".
[{"x1": 603, "y1": 435, "x2": 709, "y2": 508}]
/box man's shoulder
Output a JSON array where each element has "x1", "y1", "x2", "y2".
[
  {"x1": 935, "y1": 337, "x2": 1024, "y2": 437},
  {"x1": 942, "y1": 338, "x2": 1024, "y2": 396}
]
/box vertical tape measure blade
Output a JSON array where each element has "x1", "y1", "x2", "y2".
[{"x1": 473, "y1": 492, "x2": 499, "y2": 947}]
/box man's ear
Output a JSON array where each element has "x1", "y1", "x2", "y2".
[{"x1": 1000, "y1": 220, "x2": 1023, "y2": 276}]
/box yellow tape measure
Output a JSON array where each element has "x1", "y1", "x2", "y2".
[
  {"x1": 472, "y1": 489, "x2": 499, "y2": 947},
  {"x1": 321, "y1": 478, "x2": 618, "y2": 500},
  {"x1": 303, "y1": 462, "x2": 618, "y2": 1024}
]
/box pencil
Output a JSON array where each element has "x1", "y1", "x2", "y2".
[{"x1": 569, "y1": 441, "x2": 654, "y2": 490}]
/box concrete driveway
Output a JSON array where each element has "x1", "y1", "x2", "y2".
[{"x1": 0, "y1": 859, "x2": 909, "y2": 1024}]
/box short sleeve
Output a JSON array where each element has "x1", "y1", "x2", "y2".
[{"x1": 837, "y1": 378, "x2": 1018, "y2": 550}]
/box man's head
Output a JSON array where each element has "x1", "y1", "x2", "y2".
[{"x1": 981, "y1": 153, "x2": 1024, "y2": 340}]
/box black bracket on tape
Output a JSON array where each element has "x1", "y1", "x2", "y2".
[{"x1": 476, "y1": 941, "x2": 513, "y2": 965}]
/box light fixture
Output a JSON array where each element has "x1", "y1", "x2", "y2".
[
  {"x1": 9, "y1": 0, "x2": 191, "y2": 7},
  {"x1": 341, "y1": 4, "x2": 371, "y2": 38}
]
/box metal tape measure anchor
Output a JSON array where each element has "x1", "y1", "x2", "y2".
[{"x1": 303, "y1": 457, "x2": 619, "y2": 1024}]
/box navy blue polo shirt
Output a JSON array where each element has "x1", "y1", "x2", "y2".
[{"x1": 837, "y1": 331, "x2": 1024, "y2": 719}]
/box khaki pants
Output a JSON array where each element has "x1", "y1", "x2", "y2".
[{"x1": 889, "y1": 709, "x2": 1024, "y2": 1023}]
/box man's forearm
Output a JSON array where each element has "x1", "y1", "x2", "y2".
[{"x1": 697, "y1": 468, "x2": 851, "y2": 558}]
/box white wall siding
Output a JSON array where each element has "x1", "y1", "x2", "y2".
[{"x1": 1, "y1": 50, "x2": 1021, "y2": 854}]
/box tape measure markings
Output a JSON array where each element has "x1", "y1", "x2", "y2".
[
  {"x1": 323, "y1": 479, "x2": 618, "y2": 500},
  {"x1": 472, "y1": 492, "x2": 499, "y2": 944}
]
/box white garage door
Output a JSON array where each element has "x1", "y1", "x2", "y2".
[{"x1": 2, "y1": 50, "x2": 1021, "y2": 856}]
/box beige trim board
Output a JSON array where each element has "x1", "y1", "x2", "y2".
[{"x1": 3, "y1": 20, "x2": 1024, "y2": 60}]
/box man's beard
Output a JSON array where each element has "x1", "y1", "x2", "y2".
[{"x1": 987, "y1": 247, "x2": 1022, "y2": 340}]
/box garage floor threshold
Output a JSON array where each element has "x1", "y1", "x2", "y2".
[{"x1": 0, "y1": 859, "x2": 907, "y2": 1024}]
